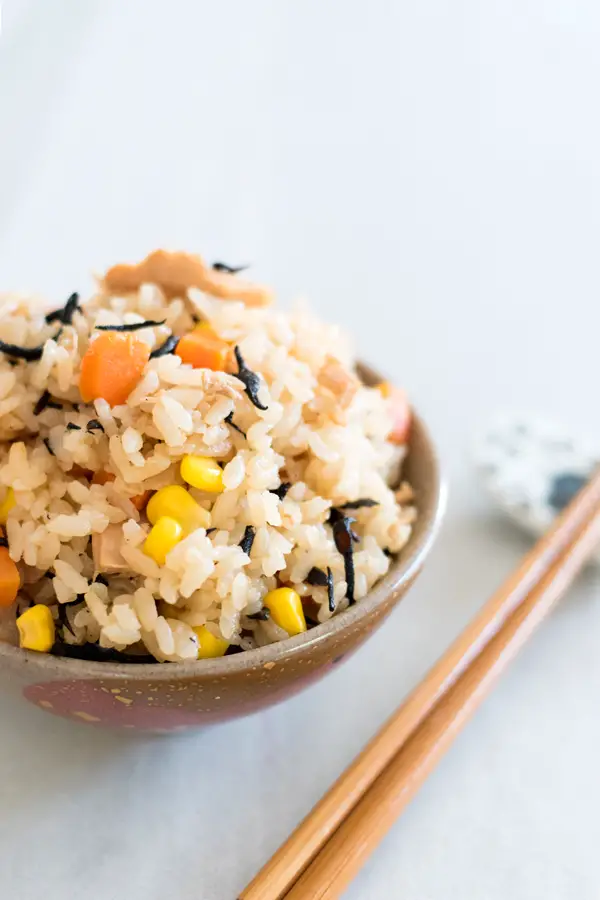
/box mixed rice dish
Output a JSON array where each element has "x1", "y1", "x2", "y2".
[{"x1": 0, "y1": 251, "x2": 415, "y2": 663}]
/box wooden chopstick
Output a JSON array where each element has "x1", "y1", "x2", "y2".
[
  {"x1": 239, "y1": 468, "x2": 600, "y2": 900},
  {"x1": 283, "y1": 496, "x2": 600, "y2": 899}
]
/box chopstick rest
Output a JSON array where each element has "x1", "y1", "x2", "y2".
[{"x1": 474, "y1": 412, "x2": 600, "y2": 552}]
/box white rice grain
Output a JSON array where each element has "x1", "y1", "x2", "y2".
[
  {"x1": 222, "y1": 454, "x2": 246, "y2": 490},
  {"x1": 155, "y1": 616, "x2": 175, "y2": 656},
  {"x1": 54, "y1": 559, "x2": 90, "y2": 594},
  {"x1": 47, "y1": 511, "x2": 93, "y2": 538},
  {"x1": 122, "y1": 427, "x2": 144, "y2": 454},
  {"x1": 133, "y1": 587, "x2": 158, "y2": 631}
]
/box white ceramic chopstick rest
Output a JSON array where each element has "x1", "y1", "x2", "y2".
[{"x1": 474, "y1": 412, "x2": 600, "y2": 548}]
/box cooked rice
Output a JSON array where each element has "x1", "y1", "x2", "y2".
[{"x1": 0, "y1": 253, "x2": 416, "y2": 662}]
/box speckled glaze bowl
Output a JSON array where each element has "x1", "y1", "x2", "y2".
[{"x1": 0, "y1": 367, "x2": 444, "y2": 733}]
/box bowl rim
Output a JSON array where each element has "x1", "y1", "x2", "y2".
[{"x1": 0, "y1": 410, "x2": 445, "y2": 682}]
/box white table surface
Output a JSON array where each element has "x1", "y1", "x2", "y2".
[{"x1": 1, "y1": 2, "x2": 600, "y2": 898}]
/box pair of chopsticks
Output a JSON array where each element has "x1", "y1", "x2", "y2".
[{"x1": 240, "y1": 468, "x2": 600, "y2": 900}]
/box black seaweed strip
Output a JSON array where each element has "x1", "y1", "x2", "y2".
[
  {"x1": 342, "y1": 552, "x2": 355, "y2": 604},
  {"x1": 0, "y1": 535, "x2": 8, "y2": 548},
  {"x1": 328, "y1": 507, "x2": 343, "y2": 525},
  {"x1": 149, "y1": 334, "x2": 180, "y2": 359},
  {"x1": 57, "y1": 604, "x2": 75, "y2": 638},
  {"x1": 51, "y1": 641, "x2": 156, "y2": 664},
  {"x1": 270, "y1": 482, "x2": 291, "y2": 501},
  {"x1": 34, "y1": 391, "x2": 63, "y2": 415},
  {"x1": 224, "y1": 411, "x2": 246, "y2": 438},
  {"x1": 306, "y1": 567, "x2": 328, "y2": 587},
  {"x1": 86, "y1": 419, "x2": 105, "y2": 433},
  {"x1": 212, "y1": 262, "x2": 249, "y2": 274},
  {"x1": 306, "y1": 566, "x2": 335, "y2": 611},
  {"x1": 339, "y1": 498, "x2": 379, "y2": 510},
  {"x1": 43, "y1": 437, "x2": 55, "y2": 456},
  {"x1": 0, "y1": 339, "x2": 45, "y2": 362},
  {"x1": 96, "y1": 319, "x2": 166, "y2": 332},
  {"x1": 326, "y1": 566, "x2": 335, "y2": 613},
  {"x1": 45, "y1": 292, "x2": 81, "y2": 325},
  {"x1": 56, "y1": 592, "x2": 87, "y2": 640},
  {"x1": 239, "y1": 525, "x2": 256, "y2": 556},
  {"x1": 206, "y1": 528, "x2": 217, "y2": 536},
  {"x1": 232, "y1": 346, "x2": 268, "y2": 411},
  {"x1": 94, "y1": 574, "x2": 109, "y2": 586},
  {"x1": 333, "y1": 516, "x2": 358, "y2": 604},
  {"x1": 329, "y1": 507, "x2": 360, "y2": 543},
  {"x1": 66, "y1": 422, "x2": 81, "y2": 431},
  {"x1": 247, "y1": 608, "x2": 271, "y2": 621},
  {"x1": 33, "y1": 391, "x2": 51, "y2": 415}
]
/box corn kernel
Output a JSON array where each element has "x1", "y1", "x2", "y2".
[
  {"x1": 0, "y1": 488, "x2": 16, "y2": 524},
  {"x1": 17, "y1": 604, "x2": 55, "y2": 653},
  {"x1": 146, "y1": 485, "x2": 211, "y2": 534},
  {"x1": 264, "y1": 587, "x2": 307, "y2": 636},
  {"x1": 180, "y1": 455, "x2": 224, "y2": 494},
  {"x1": 143, "y1": 516, "x2": 183, "y2": 566},
  {"x1": 193, "y1": 625, "x2": 230, "y2": 659}
]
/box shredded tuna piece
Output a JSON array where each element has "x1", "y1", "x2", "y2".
[
  {"x1": 197, "y1": 369, "x2": 244, "y2": 402},
  {"x1": 317, "y1": 356, "x2": 360, "y2": 409},
  {"x1": 102, "y1": 250, "x2": 272, "y2": 307}
]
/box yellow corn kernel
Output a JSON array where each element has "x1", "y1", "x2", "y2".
[
  {"x1": 143, "y1": 516, "x2": 183, "y2": 566},
  {"x1": 193, "y1": 625, "x2": 230, "y2": 659},
  {"x1": 180, "y1": 455, "x2": 224, "y2": 494},
  {"x1": 264, "y1": 587, "x2": 307, "y2": 636},
  {"x1": 17, "y1": 604, "x2": 55, "y2": 653},
  {"x1": 0, "y1": 488, "x2": 16, "y2": 524},
  {"x1": 146, "y1": 485, "x2": 211, "y2": 534}
]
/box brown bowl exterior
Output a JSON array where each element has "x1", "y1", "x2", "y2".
[{"x1": 0, "y1": 370, "x2": 445, "y2": 732}]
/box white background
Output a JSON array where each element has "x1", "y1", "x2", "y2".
[{"x1": 1, "y1": 2, "x2": 600, "y2": 898}]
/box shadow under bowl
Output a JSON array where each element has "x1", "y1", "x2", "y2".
[{"x1": 0, "y1": 366, "x2": 445, "y2": 732}]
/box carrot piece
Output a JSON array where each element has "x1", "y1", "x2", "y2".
[
  {"x1": 91, "y1": 471, "x2": 115, "y2": 486},
  {"x1": 131, "y1": 490, "x2": 152, "y2": 511},
  {"x1": 378, "y1": 382, "x2": 412, "y2": 445},
  {"x1": 175, "y1": 327, "x2": 230, "y2": 371},
  {"x1": 91, "y1": 471, "x2": 148, "y2": 510},
  {"x1": 69, "y1": 465, "x2": 93, "y2": 481},
  {"x1": 0, "y1": 546, "x2": 20, "y2": 608},
  {"x1": 90, "y1": 471, "x2": 148, "y2": 510},
  {"x1": 79, "y1": 332, "x2": 150, "y2": 406}
]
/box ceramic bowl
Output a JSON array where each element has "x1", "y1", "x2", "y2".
[{"x1": 0, "y1": 367, "x2": 445, "y2": 732}]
